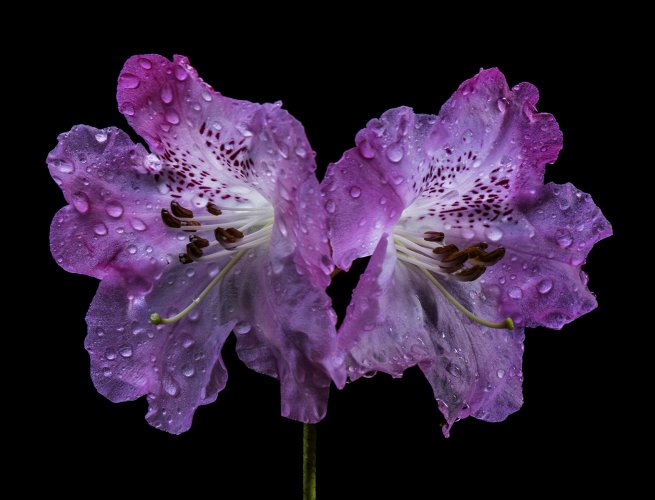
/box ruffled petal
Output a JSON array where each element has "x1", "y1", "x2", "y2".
[
  {"x1": 340, "y1": 235, "x2": 524, "y2": 434},
  {"x1": 481, "y1": 182, "x2": 612, "y2": 329},
  {"x1": 118, "y1": 54, "x2": 277, "y2": 208},
  {"x1": 85, "y1": 260, "x2": 236, "y2": 434},
  {"x1": 220, "y1": 246, "x2": 343, "y2": 423},
  {"x1": 48, "y1": 125, "x2": 178, "y2": 291},
  {"x1": 321, "y1": 107, "x2": 433, "y2": 270}
]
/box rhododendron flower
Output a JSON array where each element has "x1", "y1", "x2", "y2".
[
  {"x1": 322, "y1": 69, "x2": 611, "y2": 434},
  {"x1": 48, "y1": 54, "x2": 343, "y2": 433}
]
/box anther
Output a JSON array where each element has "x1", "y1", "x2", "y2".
[
  {"x1": 433, "y1": 244, "x2": 458, "y2": 256},
  {"x1": 189, "y1": 235, "x2": 210, "y2": 248},
  {"x1": 171, "y1": 201, "x2": 194, "y2": 218},
  {"x1": 215, "y1": 227, "x2": 244, "y2": 246},
  {"x1": 452, "y1": 264, "x2": 487, "y2": 282},
  {"x1": 474, "y1": 247, "x2": 505, "y2": 266},
  {"x1": 186, "y1": 242, "x2": 203, "y2": 259},
  {"x1": 424, "y1": 231, "x2": 445, "y2": 243},
  {"x1": 206, "y1": 202, "x2": 222, "y2": 216},
  {"x1": 161, "y1": 209, "x2": 182, "y2": 228},
  {"x1": 179, "y1": 253, "x2": 194, "y2": 264}
]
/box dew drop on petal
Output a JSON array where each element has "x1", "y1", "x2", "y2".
[
  {"x1": 121, "y1": 103, "x2": 135, "y2": 116},
  {"x1": 144, "y1": 153, "x2": 162, "y2": 171},
  {"x1": 485, "y1": 226, "x2": 503, "y2": 242},
  {"x1": 358, "y1": 139, "x2": 375, "y2": 159},
  {"x1": 325, "y1": 200, "x2": 336, "y2": 213},
  {"x1": 105, "y1": 201, "x2": 124, "y2": 218},
  {"x1": 508, "y1": 286, "x2": 523, "y2": 299},
  {"x1": 497, "y1": 369, "x2": 506, "y2": 379},
  {"x1": 119, "y1": 345, "x2": 133, "y2": 358},
  {"x1": 555, "y1": 228, "x2": 573, "y2": 248},
  {"x1": 130, "y1": 218, "x2": 147, "y2": 231},
  {"x1": 349, "y1": 186, "x2": 362, "y2": 199},
  {"x1": 102, "y1": 367, "x2": 113, "y2": 377},
  {"x1": 182, "y1": 364, "x2": 195, "y2": 377},
  {"x1": 234, "y1": 321, "x2": 252, "y2": 334},
  {"x1": 95, "y1": 130, "x2": 108, "y2": 143},
  {"x1": 104, "y1": 348, "x2": 117, "y2": 360},
  {"x1": 174, "y1": 65, "x2": 188, "y2": 81},
  {"x1": 537, "y1": 279, "x2": 553, "y2": 294},
  {"x1": 165, "y1": 110, "x2": 180, "y2": 125},
  {"x1": 55, "y1": 160, "x2": 75, "y2": 174},
  {"x1": 497, "y1": 98, "x2": 508, "y2": 113},
  {"x1": 94, "y1": 223, "x2": 108, "y2": 236},
  {"x1": 120, "y1": 73, "x2": 140, "y2": 89},
  {"x1": 160, "y1": 83, "x2": 174, "y2": 104},
  {"x1": 386, "y1": 142, "x2": 404, "y2": 163},
  {"x1": 163, "y1": 374, "x2": 180, "y2": 397},
  {"x1": 127, "y1": 245, "x2": 137, "y2": 255},
  {"x1": 72, "y1": 192, "x2": 90, "y2": 213},
  {"x1": 461, "y1": 228, "x2": 475, "y2": 240},
  {"x1": 138, "y1": 58, "x2": 152, "y2": 69}
]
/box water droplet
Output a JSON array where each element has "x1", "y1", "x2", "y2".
[
  {"x1": 72, "y1": 192, "x2": 90, "y2": 213},
  {"x1": 485, "y1": 226, "x2": 503, "y2": 242},
  {"x1": 349, "y1": 186, "x2": 362, "y2": 199},
  {"x1": 127, "y1": 245, "x2": 137, "y2": 255},
  {"x1": 174, "y1": 65, "x2": 188, "y2": 81},
  {"x1": 234, "y1": 321, "x2": 252, "y2": 334},
  {"x1": 295, "y1": 146, "x2": 307, "y2": 158},
  {"x1": 163, "y1": 375, "x2": 180, "y2": 397},
  {"x1": 160, "y1": 83, "x2": 174, "y2": 103},
  {"x1": 121, "y1": 103, "x2": 135, "y2": 116},
  {"x1": 508, "y1": 286, "x2": 523, "y2": 299},
  {"x1": 120, "y1": 73, "x2": 140, "y2": 89},
  {"x1": 555, "y1": 228, "x2": 573, "y2": 248},
  {"x1": 119, "y1": 345, "x2": 133, "y2": 358},
  {"x1": 201, "y1": 90, "x2": 213, "y2": 102},
  {"x1": 358, "y1": 139, "x2": 375, "y2": 159},
  {"x1": 462, "y1": 129, "x2": 473, "y2": 142},
  {"x1": 104, "y1": 348, "x2": 117, "y2": 360},
  {"x1": 94, "y1": 223, "x2": 108, "y2": 236},
  {"x1": 95, "y1": 130, "x2": 108, "y2": 143},
  {"x1": 379, "y1": 196, "x2": 387, "y2": 205},
  {"x1": 472, "y1": 159, "x2": 482, "y2": 168},
  {"x1": 54, "y1": 159, "x2": 74, "y2": 174},
  {"x1": 537, "y1": 279, "x2": 553, "y2": 294},
  {"x1": 182, "y1": 364, "x2": 195, "y2": 377},
  {"x1": 386, "y1": 142, "x2": 404, "y2": 163},
  {"x1": 497, "y1": 98, "x2": 508, "y2": 113},
  {"x1": 146, "y1": 246, "x2": 153, "y2": 254},
  {"x1": 497, "y1": 369, "x2": 505, "y2": 379},
  {"x1": 392, "y1": 175, "x2": 404, "y2": 185},
  {"x1": 165, "y1": 110, "x2": 180, "y2": 125},
  {"x1": 447, "y1": 363, "x2": 462, "y2": 377},
  {"x1": 461, "y1": 228, "x2": 475, "y2": 240},
  {"x1": 102, "y1": 367, "x2": 113, "y2": 377},
  {"x1": 130, "y1": 218, "x2": 147, "y2": 231},
  {"x1": 325, "y1": 200, "x2": 336, "y2": 213},
  {"x1": 138, "y1": 58, "x2": 152, "y2": 69},
  {"x1": 105, "y1": 201, "x2": 124, "y2": 218}
]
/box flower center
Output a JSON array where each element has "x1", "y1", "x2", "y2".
[
  {"x1": 392, "y1": 211, "x2": 513, "y2": 330},
  {"x1": 150, "y1": 200, "x2": 274, "y2": 325}
]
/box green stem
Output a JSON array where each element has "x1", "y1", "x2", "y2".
[{"x1": 303, "y1": 424, "x2": 317, "y2": 500}]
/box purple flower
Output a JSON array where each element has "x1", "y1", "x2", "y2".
[
  {"x1": 48, "y1": 54, "x2": 343, "y2": 433},
  {"x1": 321, "y1": 69, "x2": 611, "y2": 434}
]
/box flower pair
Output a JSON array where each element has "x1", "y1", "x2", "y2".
[{"x1": 49, "y1": 54, "x2": 610, "y2": 434}]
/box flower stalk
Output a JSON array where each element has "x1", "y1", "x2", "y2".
[{"x1": 303, "y1": 424, "x2": 317, "y2": 500}]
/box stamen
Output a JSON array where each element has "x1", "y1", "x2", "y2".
[
  {"x1": 451, "y1": 264, "x2": 487, "y2": 282},
  {"x1": 424, "y1": 231, "x2": 445, "y2": 242},
  {"x1": 189, "y1": 235, "x2": 210, "y2": 248},
  {"x1": 151, "y1": 249, "x2": 247, "y2": 325},
  {"x1": 215, "y1": 227, "x2": 244, "y2": 248},
  {"x1": 206, "y1": 202, "x2": 222, "y2": 216},
  {"x1": 179, "y1": 253, "x2": 194, "y2": 264},
  {"x1": 186, "y1": 242, "x2": 203, "y2": 259},
  {"x1": 170, "y1": 201, "x2": 194, "y2": 218},
  {"x1": 161, "y1": 209, "x2": 182, "y2": 228},
  {"x1": 473, "y1": 247, "x2": 505, "y2": 266},
  {"x1": 433, "y1": 244, "x2": 458, "y2": 256},
  {"x1": 417, "y1": 266, "x2": 513, "y2": 330}
]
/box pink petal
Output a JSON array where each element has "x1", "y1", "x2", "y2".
[
  {"x1": 86, "y1": 261, "x2": 237, "y2": 434},
  {"x1": 223, "y1": 247, "x2": 344, "y2": 423},
  {"x1": 48, "y1": 125, "x2": 178, "y2": 292},
  {"x1": 339, "y1": 236, "x2": 524, "y2": 434}
]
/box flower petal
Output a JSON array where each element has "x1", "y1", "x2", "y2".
[
  {"x1": 481, "y1": 182, "x2": 612, "y2": 329},
  {"x1": 222, "y1": 247, "x2": 343, "y2": 423},
  {"x1": 86, "y1": 261, "x2": 236, "y2": 434},
  {"x1": 340, "y1": 235, "x2": 524, "y2": 434},
  {"x1": 118, "y1": 54, "x2": 283, "y2": 209},
  {"x1": 48, "y1": 125, "x2": 178, "y2": 292},
  {"x1": 321, "y1": 107, "x2": 431, "y2": 270}
]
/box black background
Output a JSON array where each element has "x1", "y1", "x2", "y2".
[{"x1": 23, "y1": 20, "x2": 639, "y2": 497}]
